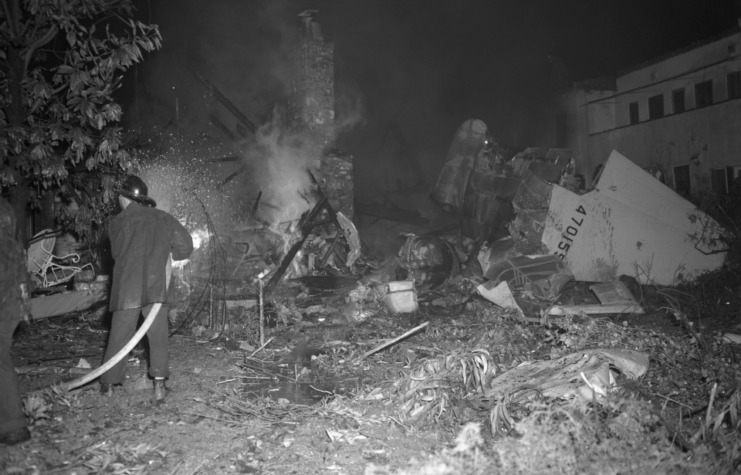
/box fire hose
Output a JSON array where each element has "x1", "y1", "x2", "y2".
[
  {"x1": 62, "y1": 257, "x2": 172, "y2": 391},
  {"x1": 62, "y1": 302, "x2": 163, "y2": 391}
]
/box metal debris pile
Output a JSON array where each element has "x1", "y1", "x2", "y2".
[{"x1": 428, "y1": 118, "x2": 728, "y2": 320}]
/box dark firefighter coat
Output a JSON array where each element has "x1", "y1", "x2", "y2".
[{"x1": 108, "y1": 203, "x2": 193, "y2": 312}]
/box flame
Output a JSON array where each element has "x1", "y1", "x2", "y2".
[
  {"x1": 172, "y1": 227, "x2": 209, "y2": 269},
  {"x1": 190, "y1": 227, "x2": 209, "y2": 250}
]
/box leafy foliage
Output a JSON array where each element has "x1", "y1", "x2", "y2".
[
  {"x1": 22, "y1": 393, "x2": 51, "y2": 425},
  {"x1": 691, "y1": 183, "x2": 741, "y2": 271},
  {"x1": 0, "y1": 0, "x2": 161, "y2": 237},
  {"x1": 82, "y1": 441, "x2": 167, "y2": 474}
]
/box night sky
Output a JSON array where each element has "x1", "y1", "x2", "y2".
[{"x1": 130, "y1": 0, "x2": 741, "y2": 198}]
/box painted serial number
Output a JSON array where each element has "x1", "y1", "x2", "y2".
[{"x1": 555, "y1": 205, "x2": 586, "y2": 260}]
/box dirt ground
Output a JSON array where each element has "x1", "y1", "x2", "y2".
[
  {"x1": 2, "y1": 308, "x2": 454, "y2": 474},
  {"x1": 1, "y1": 272, "x2": 740, "y2": 474}
]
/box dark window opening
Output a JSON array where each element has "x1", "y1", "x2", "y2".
[
  {"x1": 727, "y1": 166, "x2": 735, "y2": 191},
  {"x1": 695, "y1": 80, "x2": 713, "y2": 108},
  {"x1": 728, "y1": 166, "x2": 741, "y2": 192},
  {"x1": 672, "y1": 89, "x2": 685, "y2": 113},
  {"x1": 728, "y1": 72, "x2": 741, "y2": 100},
  {"x1": 674, "y1": 165, "x2": 691, "y2": 197},
  {"x1": 629, "y1": 102, "x2": 639, "y2": 124},
  {"x1": 648, "y1": 94, "x2": 664, "y2": 119},
  {"x1": 711, "y1": 168, "x2": 727, "y2": 195}
]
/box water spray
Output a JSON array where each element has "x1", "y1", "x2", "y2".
[{"x1": 168, "y1": 191, "x2": 227, "y2": 340}]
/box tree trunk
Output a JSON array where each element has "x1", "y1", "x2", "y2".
[
  {"x1": 7, "y1": 176, "x2": 28, "y2": 244},
  {"x1": 7, "y1": 43, "x2": 29, "y2": 245}
]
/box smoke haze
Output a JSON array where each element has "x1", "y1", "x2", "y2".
[{"x1": 127, "y1": 0, "x2": 741, "y2": 206}]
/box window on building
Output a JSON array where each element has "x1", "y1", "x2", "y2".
[
  {"x1": 648, "y1": 94, "x2": 664, "y2": 119},
  {"x1": 728, "y1": 166, "x2": 741, "y2": 192},
  {"x1": 672, "y1": 89, "x2": 685, "y2": 113},
  {"x1": 629, "y1": 102, "x2": 639, "y2": 124},
  {"x1": 711, "y1": 168, "x2": 728, "y2": 195},
  {"x1": 728, "y1": 72, "x2": 741, "y2": 100},
  {"x1": 695, "y1": 80, "x2": 713, "y2": 108},
  {"x1": 673, "y1": 165, "x2": 691, "y2": 197}
]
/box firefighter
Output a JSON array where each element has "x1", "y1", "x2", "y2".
[{"x1": 100, "y1": 176, "x2": 193, "y2": 402}]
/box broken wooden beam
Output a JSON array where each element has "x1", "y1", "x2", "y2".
[
  {"x1": 30, "y1": 291, "x2": 108, "y2": 320},
  {"x1": 195, "y1": 72, "x2": 258, "y2": 134},
  {"x1": 251, "y1": 191, "x2": 262, "y2": 217},
  {"x1": 319, "y1": 234, "x2": 340, "y2": 268},
  {"x1": 222, "y1": 165, "x2": 247, "y2": 185},
  {"x1": 209, "y1": 114, "x2": 238, "y2": 142},
  {"x1": 236, "y1": 123, "x2": 250, "y2": 139},
  {"x1": 547, "y1": 304, "x2": 644, "y2": 316},
  {"x1": 354, "y1": 322, "x2": 429, "y2": 364},
  {"x1": 264, "y1": 197, "x2": 328, "y2": 297}
]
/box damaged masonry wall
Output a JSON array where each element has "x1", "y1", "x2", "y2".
[{"x1": 287, "y1": 12, "x2": 353, "y2": 219}]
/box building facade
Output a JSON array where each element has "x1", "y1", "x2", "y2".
[{"x1": 546, "y1": 24, "x2": 741, "y2": 197}]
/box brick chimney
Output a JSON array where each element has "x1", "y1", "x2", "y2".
[
  {"x1": 287, "y1": 10, "x2": 335, "y2": 144},
  {"x1": 287, "y1": 11, "x2": 353, "y2": 219}
]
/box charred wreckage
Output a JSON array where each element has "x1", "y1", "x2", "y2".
[{"x1": 17, "y1": 11, "x2": 737, "y2": 420}]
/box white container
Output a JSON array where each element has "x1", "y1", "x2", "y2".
[{"x1": 380, "y1": 280, "x2": 418, "y2": 313}]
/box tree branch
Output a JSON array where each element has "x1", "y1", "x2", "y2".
[
  {"x1": 0, "y1": 0, "x2": 19, "y2": 39},
  {"x1": 0, "y1": 1, "x2": 8, "y2": 33},
  {"x1": 27, "y1": 17, "x2": 39, "y2": 44},
  {"x1": 693, "y1": 242, "x2": 729, "y2": 256},
  {"x1": 23, "y1": 25, "x2": 57, "y2": 73},
  {"x1": 52, "y1": 83, "x2": 67, "y2": 95}
]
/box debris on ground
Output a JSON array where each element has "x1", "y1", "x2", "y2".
[
  {"x1": 29, "y1": 289, "x2": 108, "y2": 321},
  {"x1": 511, "y1": 150, "x2": 726, "y2": 284},
  {"x1": 397, "y1": 234, "x2": 461, "y2": 290},
  {"x1": 479, "y1": 252, "x2": 573, "y2": 299},
  {"x1": 484, "y1": 347, "x2": 649, "y2": 402},
  {"x1": 375, "y1": 280, "x2": 419, "y2": 313},
  {"x1": 8, "y1": 123, "x2": 740, "y2": 474},
  {"x1": 476, "y1": 281, "x2": 526, "y2": 320},
  {"x1": 721, "y1": 333, "x2": 741, "y2": 344},
  {"x1": 9, "y1": 237, "x2": 741, "y2": 474}
]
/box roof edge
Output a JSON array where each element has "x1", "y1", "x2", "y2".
[{"x1": 618, "y1": 23, "x2": 741, "y2": 77}]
